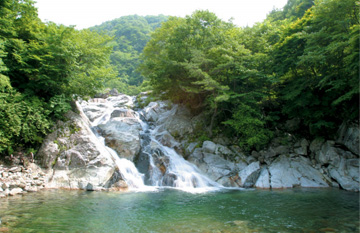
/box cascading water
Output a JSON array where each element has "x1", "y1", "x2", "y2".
[
  {"x1": 80, "y1": 94, "x2": 222, "y2": 193},
  {"x1": 136, "y1": 117, "x2": 222, "y2": 192}
]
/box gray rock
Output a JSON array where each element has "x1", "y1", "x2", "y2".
[
  {"x1": 337, "y1": 122, "x2": 359, "y2": 156},
  {"x1": 155, "y1": 104, "x2": 194, "y2": 139},
  {"x1": 238, "y1": 162, "x2": 261, "y2": 187},
  {"x1": 143, "y1": 101, "x2": 170, "y2": 122},
  {"x1": 273, "y1": 145, "x2": 290, "y2": 156},
  {"x1": 99, "y1": 118, "x2": 141, "y2": 161},
  {"x1": 186, "y1": 142, "x2": 198, "y2": 155},
  {"x1": 255, "y1": 167, "x2": 270, "y2": 189},
  {"x1": 37, "y1": 104, "x2": 119, "y2": 190},
  {"x1": 316, "y1": 141, "x2": 341, "y2": 166},
  {"x1": 329, "y1": 158, "x2": 359, "y2": 192},
  {"x1": 309, "y1": 138, "x2": 325, "y2": 155},
  {"x1": 269, "y1": 155, "x2": 328, "y2": 189},
  {"x1": 202, "y1": 141, "x2": 217, "y2": 154},
  {"x1": 294, "y1": 139, "x2": 309, "y2": 155}
]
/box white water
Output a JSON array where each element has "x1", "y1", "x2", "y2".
[{"x1": 80, "y1": 95, "x2": 222, "y2": 193}]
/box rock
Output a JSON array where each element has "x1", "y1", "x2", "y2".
[
  {"x1": 255, "y1": 167, "x2": 270, "y2": 188},
  {"x1": 185, "y1": 142, "x2": 198, "y2": 156},
  {"x1": 316, "y1": 141, "x2": 341, "y2": 166},
  {"x1": 37, "y1": 104, "x2": 119, "y2": 190},
  {"x1": 294, "y1": 139, "x2": 309, "y2": 155},
  {"x1": 187, "y1": 148, "x2": 204, "y2": 165},
  {"x1": 110, "y1": 109, "x2": 136, "y2": 118},
  {"x1": 337, "y1": 122, "x2": 360, "y2": 156},
  {"x1": 309, "y1": 138, "x2": 325, "y2": 155},
  {"x1": 273, "y1": 145, "x2": 290, "y2": 156},
  {"x1": 9, "y1": 188, "x2": 23, "y2": 196},
  {"x1": 238, "y1": 162, "x2": 261, "y2": 188},
  {"x1": 8, "y1": 167, "x2": 21, "y2": 173},
  {"x1": 269, "y1": 155, "x2": 328, "y2": 189},
  {"x1": 25, "y1": 186, "x2": 38, "y2": 192},
  {"x1": 143, "y1": 101, "x2": 170, "y2": 122},
  {"x1": 109, "y1": 88, "x2": 120, "y2": 96},
  {"x1": 1, "y1": 183, "x2": 9, "y2": 190},
  {"x1": 202, "y1": 141, "x2": 217, "y2": 154},
  {"x1": 251, "y1": 151, "x2": 260, "y2": 158},
  {"x1": 155, "y1": 104, "x2": 194, "y2": 139},
  {"x1": 99, "y1": 118, "x2": 141, "y2": 161},
  {"x1": 107, "y1": 94, "x2": 134, "y2": 108},
  {"x1": 328, "y1": 158, "x2": 359, "y2": 192},
  {"x1": 155, "y1": 131, "x2": 180, "y2": 149}
]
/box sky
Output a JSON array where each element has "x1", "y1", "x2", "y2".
[{"x1": 34, "y1": 0, "x2": 288, "y2": 29}]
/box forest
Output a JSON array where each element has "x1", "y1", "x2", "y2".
[{"x1": 0, "y1": 0, "x2": 358, "y2": 156}]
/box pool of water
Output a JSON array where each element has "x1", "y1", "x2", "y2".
[{"x1": 0, "y1": 188, "x2": 358, "y2": 232}]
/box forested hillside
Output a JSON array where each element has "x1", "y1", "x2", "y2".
[
  {"x1": 140, "y1": 0, "x2": 359, "y2": 150},
  {"x1": 90, "y1": 15, "x2": 168, "y2": 95},
  {"x1": 0, "y1": 0, "x2": 115, "y2": 155}
]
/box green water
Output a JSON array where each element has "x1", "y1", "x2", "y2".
[{"x1": 0, "y1": 188, "x2": 358, "y2": 232}]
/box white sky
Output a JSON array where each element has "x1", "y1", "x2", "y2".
[{"x1": 34, "y1": 0, "x2": 288, "y2": 29}]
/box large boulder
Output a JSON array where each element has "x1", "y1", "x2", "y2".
[
  {"x1": 187, "y1": 142, "x2": 247, "y2": 187},
  {"x1": 98, "y1": 117, "x2": 141, "y2": 161},
  {"x1": 37, "y1": 104, "x2": 121, "y2": 191},
  {"x1": 269, "y1": 155, "x2": 328, "y2": 189}
]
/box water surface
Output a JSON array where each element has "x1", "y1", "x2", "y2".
[{"x1": 0, "y1": 188, "x2": 358, "y2": 232}]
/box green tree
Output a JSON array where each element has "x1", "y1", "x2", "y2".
[{"x1": 274, "y1": 0, "x2": 359, "y2": 136}]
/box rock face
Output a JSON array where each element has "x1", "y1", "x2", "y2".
[
  {"x1": 269, "y1": 156, "x2": 328, "y2": 189},
  {"x1": 37, "y1": 103, "x2": 121, "y2": 191}
]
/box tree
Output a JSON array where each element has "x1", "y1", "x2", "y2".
[{"x1": 274, "y1": 0, "x2": 359, "y2": 136}]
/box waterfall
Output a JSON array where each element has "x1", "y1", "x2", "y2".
[{"x1": 80, "y1": 95, "x2": 222, "y2": 193}]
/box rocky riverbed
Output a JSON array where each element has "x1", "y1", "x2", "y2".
[{"x1": 0, "y1": 162, "x2": 47, "y2": 198}]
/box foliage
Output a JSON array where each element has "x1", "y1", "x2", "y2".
[
  {"x1": 0, "y1": 0, "x2": 115, "y2": 156},
  {"x1": 273, "y1": 0, "x2": 359, "y2": 136},
  {"x1": 141, "y1": 0, "x2": 359, "y2": 151},
  {"x1": 140, "y1": 10, "x2": 275, "y2": 150}
]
